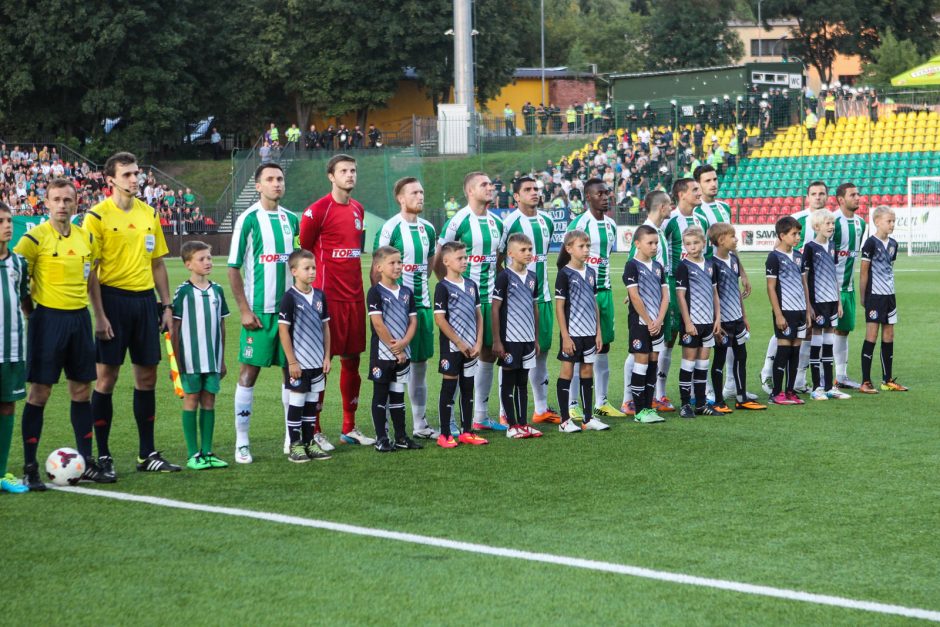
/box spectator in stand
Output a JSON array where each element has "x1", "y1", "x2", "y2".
[
  {"x1": 211, "y1": 127, "x2": 223, "y2": 160},
  {"x1": 805, "y1": 107, "x2": 818, "y2": 142},
  {"x1": 183, "y1": 188, "x2": 196, "y2": 208},
  {"x1": 265, "y1": 123, "x2": 279, "y2": 145},
  {"x1": 285, "y1": 124, "x2": 301, "y2": 145},
  {"x1": 305, "y1": 124, "x2": 321, "y2": 150},
  {"x1": 259, "y1": 141, "x2": 272, "y2": 163},
  {"x1": 692, "y1": 123, "x2": 705, "y2": 159}
]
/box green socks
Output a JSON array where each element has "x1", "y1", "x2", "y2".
[
  {"x1": 182, "y1": 409, "x2": 198, "y2": 458},
  {"x1": 0, "y1": 413, "x2": 13, "y2": 476},
  {"x1": 199, "y1": 408, "x2": 215, "y2": 454}
]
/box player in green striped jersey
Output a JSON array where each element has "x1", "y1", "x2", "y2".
[
  {"x1": 622, "y1": 190, "x2": 672, "y2": 414},
  {"x1": 694, "y1": 164, "x2": 756, "y2": 402},
  {"x1": 374, "y1": 177, "x2": 439, "y2": 438},
  {"x1": 227, "y1": 163, "x2": 299, "y2": 464},
  {"x1": 566, "y1": 178, "x2": 625, "y2": 418},
  {"x1": 435, "y1": 172, "x2": 506, "y2": 430},
  {"x1": 0, "y1": 203, "x2": 30, "y2": 493},
  {"x1": 498, "y1": 176, "x2": 560, "y2": 423},
  {"x1": 660, "y1": 179, "x2": 710, "y2": 408},
  {"x1": 831, "y1": 182, "x2": 866, "y2": 389},
  {"x1": 760, "y1": 181, "x2": 828, "y2": 393},
  {"x1": 172, "y1": 241, "x2": 230, "y2": 470}
]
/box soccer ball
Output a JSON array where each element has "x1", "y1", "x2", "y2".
[{"x1": 45, "y1": 448, "x2": 85, "y2": 486}]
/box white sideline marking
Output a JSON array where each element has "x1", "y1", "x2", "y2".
[{"x1": 58, "y1": 486, "x2": 940, "y2": 622}]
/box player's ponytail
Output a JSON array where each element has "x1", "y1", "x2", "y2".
[{"x1": 557, "y1": 229, "x2": 589, "y2": 269}]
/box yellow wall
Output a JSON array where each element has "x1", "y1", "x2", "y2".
[{"x1": 483, "y1": 78, "x2": 547, "y2": 113}]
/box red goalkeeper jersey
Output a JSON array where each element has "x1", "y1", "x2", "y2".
[{"x1": 300, "y1": 193, "x2": 366, "y2": 302}]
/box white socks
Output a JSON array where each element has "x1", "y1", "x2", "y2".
[
  {"x1": 761, "y1": 336, "x2": 778, "y2": 380},
  {"x1": 833, "y1": 333, "x2": 849, "y2": 379},
  {"x1": 570, "y1": 367, "x2": 581, "y2": 407},
  {"x1": 408, "y1": 360, "x2": 428, "y2": 430},
  {"x1": 656, "y1": 346, "x2": 673, "y2": 400},
  {"x1": 795, "y1": 342, "x2": 811, "y2": 388},
  {"x1": 722, "y1": 346, "x2": 737, "y2": 395},
  {"x1": 622, "y1": 353, "x2": 636, "y2": 402},
  {"x1": 594, "y1": 353, "x2": 609, "y2": 408},
  {"x1": 474, "y1": 359, "x2": 495, "y2": 421},
  {"x1": 529, "y1": 352, "x2": 550, "y2": 414},
  {"x1": 234, "y1": 384, "x2": 254, "y2": 447}
]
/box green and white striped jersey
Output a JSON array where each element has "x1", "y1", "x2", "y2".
[
  {"x1": 831, "y1": 210, "x2": 866, "y2": 292},
  {"x1": 375, "y1": 214, "x2": 436, "y2": 308},
  {"x1": 791, "y1": 209, "x2": 815, "y2": 250},
  {"x1": 695, "y1": 200, "x2": 732, "y2": 257},
  {"x1": 172, "y1": 280, "x2": 230, "y2": 374},
  {"x1": 0, "y1": 252, "x2": 28, "y2": 363},
  {"x1": 567, "y1": 211, "x2": 617, "y2": 290},
  {"x1": 438, "y1": 206, "x2": 504, "y2": 303},
  {"x1": 227, "y1": 203, "x2": 299, "y2": 314},
  {"x1": 662, "y1": 209, "x2": 709, "y2": 276},
  {"x1": 500, "y1": 209, "x2": 555, "y2": 303},
  {"x1": 627, "y1": 219, "x2": 669, "y2": 270}
]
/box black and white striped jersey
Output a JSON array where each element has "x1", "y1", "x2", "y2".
[
  {"x1": 434, "y1": 277, "x2": 481, "y2": 352},
  {"x1": 622, "y1": 258, "x2": 666, "y2": 320},
  {"x1": 801, "y1": 240, "x2": 839, "y2": 305},
  {"x1": 676, "y1": 258, "x2": 718, "y2": 325},
  {"x1": 278, "y1": 286, "x2": 329, "y2": 370},
  {"x1": 861, "y1": 235, "x2": 897, "y2": 297},
  {"x1": 492, "y1": 268, "x2": 537, "y2": 343},
  {"x1": 368, "y1": 283, "x2": 417, "y2": 362},
  {"x1": 713, "y1": 252, "x2": 744, "y2": 323},
  {"x1": 555, "y1": 265, "x2": 597, "y2": 338},
  {"x1": 765, "y1": 249, "x2": 806, "y2": 312}
]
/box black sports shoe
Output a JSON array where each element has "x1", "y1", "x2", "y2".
[
  {"x1": 136, "y1": 451, "x2": 181, "y2": 472},
  {"x1": 304, "y1": 443, "x2": 332, "y2": 461},
  {"x1": 695, "y1": 405, "x2": 718, "y2": 416},
  {"x1": 81, "y1": 459, "x2": 117, "y2": 483},
  {"x1": 96, "y1": 455, "x2": 117, "y2": 482},
  {"x1": 22, "y1": 462, "x2": 47, "y2": 491},
  {"x1": 679, "y1": 404, "x2": 696, "y2": 419},
  {"x1": 374, "y1": 438, "x2": 396, "y2": 453},
  {"x1": 395, "y1": 437, "x2": 423, "y2": 450}
]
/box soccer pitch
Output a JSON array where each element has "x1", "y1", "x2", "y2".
[{"x1": 5, "y1": 254, "x2": 939, "y2": 624}]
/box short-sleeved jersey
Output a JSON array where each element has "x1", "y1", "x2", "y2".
[
  {"x1": 663, "y1": 209, "x2": 710, "y2": 276},
  {"x1": 375, "y1": 214, "x2": 436, "y2": 309},
  {"x1": 861, "y1": 236, "x2": 897, "y2": 297},
  {"x1": 14, "y1": 221, "x2": 95, "y2": 309},
  {"x1": 695, "y1": 200, "x2": 731, "y2": 257},
  {"x1": 438, "y1": 207, "x2": 503, "y2": 303},
  {"x1": 492, "y1": 268, "x2": 537, "y2": 343},
  {"x1": 791, "y1": 209, "x2": 816, "y2": 250},
  {"x1": 675, "y1": 258, "x2": 718, "y2": 325},
  {"x1": 278, "y1": 286, "x2": 330, "y2": 370},
  {"x1": 627, "y1": 219, "x2": 669, "y2": 270},
  {"x1": 83, "y1": 197, "x2": 168, "y2": 291},
  {"x1": 227, "y1": 203, "x2": 299, "y2": 314},
  {"x1": 801, "y1": 240, "x2": 839, "y2": 305},
  {"x1": 434, "y1": 277, "x2": 481, "y2": 352},
  {"x1": 831, "y1": 210, "x2": 866, "y2": 292},
  {"x1": 0, "y1": 252, "x2": 28, "y2": 362},
  {"x1": 713, "y1": 253, "x2": 744, "y2": 323},
  {"x1": 555, "y1": 265, "x2": 597, "y2": 338},
  {"x1": 499, "y1": 209, "x2": 554, "y2": 303},
  {"x1": 367, "y1": 283, "x2": 416, "y2": 362},
  {"x1": 765, "y1": 249, "x2": 806, "y2": 312},
  {"x1": 172, "y1": 281, "x2": 229, "y2": 374},
  {"x1": 300, "y1": 193, "x2": 366, "y2": 303},
  {"x1": 623, "y1": 258, "x2": 666, "y2": 321},
  {"x1": 567, "y1": 212, "x2": 616, "y2": 289}
]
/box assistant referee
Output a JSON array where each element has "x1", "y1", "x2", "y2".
[{"x1": 86, "y1": 152, "x2": 180, "y2": 476}]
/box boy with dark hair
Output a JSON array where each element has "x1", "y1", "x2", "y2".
[{"x1": 765, "y1": 216, "x2": 808, "y2": 405}]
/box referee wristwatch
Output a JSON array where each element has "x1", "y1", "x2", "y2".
[{"x1": 161, "y1": 303, "x2": 173, "y2": 311}]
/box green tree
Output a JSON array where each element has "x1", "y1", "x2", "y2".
[
  {"x1": 644, "y1": 0, "x2": 743, "y2": 70},
  {"x1": 862, "y1": 30, "x2": 926, "y2": 89}
]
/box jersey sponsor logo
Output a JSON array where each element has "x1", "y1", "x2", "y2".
[
  {"x1": 402, "y1": 263, "x2": 427, "y2": 272},
  {"x1": 534, "y1": 254, "x2": 548, "y2": 263},
  {"x1": 836, "y1": 250, "x2": 858, "y2": 258},
  {"x1": 144, "y1": 234, "x2": 155, "y2": 252},
  {"x1": 467, "y1": 254, "x2": 496, "y2": 264},
  {"x1": 331, "y1": 248, "x2": 361, "y2": 259},
  {"x1": 586, "y1": 256, "x2": 608, "y2": 266},
  {"x1": 259, "y1": 253, "x2": 290, "y2": 263}
]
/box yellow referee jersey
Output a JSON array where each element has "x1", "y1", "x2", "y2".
[
  {"x1": 14, "y1": 221, "x2": 98, "y2": 310},
  {"x1": 83, "y1": 197, "x2": 169, "y2": 291}
]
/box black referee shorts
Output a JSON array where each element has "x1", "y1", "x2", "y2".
[
  {"x1": 96, "y1": 285, "x2": 162, "y2": 366},
  {"x1": 27, "y1": 305, "x2": 96, "y2": 384}
]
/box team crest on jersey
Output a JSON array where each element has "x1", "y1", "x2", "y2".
[
  {"x1": 246, "y1": 337, "x2": 253, "y2": 344},
  {"x1": 588, "y1": 276, "x2": 595, "y2": 287},
  {"x1": 783, "y1": 326, "x2": 791, "y2": 335},
  {"x1": 632, "y1": 339, "x2": 642, "y2": 350},
  {"x1": 372, "y1": 367, "x2": 382, "y2": 379},
  {"x1": 288, "y1": 377, "x2": 298, "y2": 387},
  {"x1": 469, "y1": 287, "x2": 475, "y2": 297},
  {"x1": 888, "y1": 245, "x2": 895, "y2": 256},
  {"x1": 355, "y1": 217, "x2": 362, "y2": 231},
  {"x1": 528, "y1": 279, "x2": 535, "y2": 290},
  {"x1": 315, "y1": 301, "x2": 322, "y2": 312},
  {"x1": 869, "y1": 309, "x2": 878, "y2": 320},
  {"x1": 719, "y1": 334, "x2": 729, "y2": 346},
  {"x1": 401, "y1": 294, "x2": 409, "y2": 303},
  {"x1": 440, "y1": 358, "x2": 450, "y2": 370},
  {"x1": 504, "y1": 353, "x2": 513, "y2": 364},
  {"x1": 707, "y1": 266, "x2": 713, "y2": 276},
  {"x1": 681, "y1": 334, "x2": 691, "y2": 344},
  {"x1": 418, "y1": 224, "x2": 425, "y2": 233},
  {"x1": 655, "y1": 268, "x2": 661, "y2": 278},
  {"x1": 732, "y1": 262, "x2": 738, "y2": 273},
  {"x1": 815, "y1": 315, "x2": 825, "y2": 326}
]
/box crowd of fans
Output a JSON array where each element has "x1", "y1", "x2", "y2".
[{"x1": 259, "y1": 121, "x2": 384, "y2": 162}]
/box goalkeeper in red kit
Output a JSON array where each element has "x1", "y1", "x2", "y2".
[{"x1": 299, "y1": 154, "x2": 376, "y2": 446}]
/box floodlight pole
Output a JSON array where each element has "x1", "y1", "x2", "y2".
[
  {"x1": 541, "y1": 0, "x2": 546, "y2": 105},
  {"x1": 454, "y1": 0, "x2": 476, "y2": 150}
]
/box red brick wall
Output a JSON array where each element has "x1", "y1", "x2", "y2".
[{"x1": 549, "y1": 79, "x2": 597, "y2": 108}]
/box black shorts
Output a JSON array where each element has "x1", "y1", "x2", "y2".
[
  {"x1": 679, "y1": 323, "x2": 715, "y2": 349},
  {"x1": 498, "y1": 341, "x2": 536, "y2": 370},
  {"x1": 773, "y1": 310, "x2": 807, "y2": 340},
  {"x1": 438, "y1": 351, "x2": 477, "y2": 377},
  {"x1": 557, "y1": 335, "x2": 598, "y2": 363},
  {"x1": 864, "y1": 294, "x2": 898, "y2": 325},
  {"x1": 282, "y1": 367, "x2": 325, "y2": 394},
  {"x1": 810, "y1": 301, "x2": 839, "y2": 329},
  {"x1": 96, "y1": 286, "x2": 161, "y2": 366},
  {"x1": 370, "y1": 359, "x2": 410, "y2": 385},
  {"x1": 716, "y1": 319, "x2": 749, "y2": 348},
  {"x1": 27, "y1": 306, "x2": 96, "y2": 384},
  {"x1": 628, "y1": 312, "x2": 664, "y2": 354}
]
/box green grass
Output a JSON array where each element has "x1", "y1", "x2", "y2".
[
  {"x1": 153, "y1": 159, "x2": 234, "y2": 204},
  {"x1": 4, "y1": 254, "x2": 939, "y2": 624}
]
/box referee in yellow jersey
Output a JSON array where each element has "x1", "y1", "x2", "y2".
[
  {"x1": 14, "y1": 179, "x2": 112, "y2": 489},
  {"x1": 86, "y1": 152, "x2": 180, "y2": 476}
]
